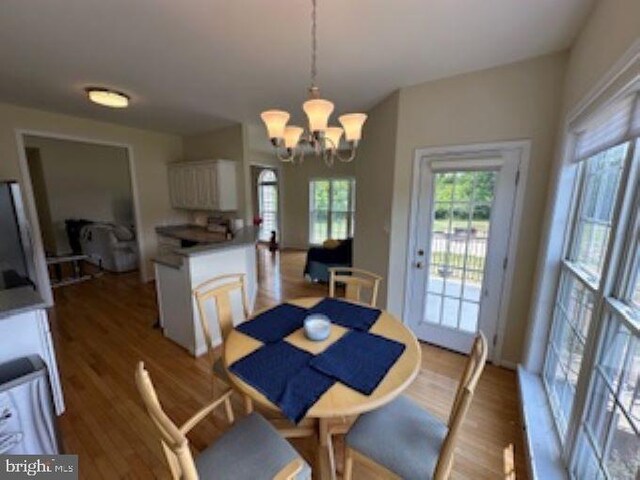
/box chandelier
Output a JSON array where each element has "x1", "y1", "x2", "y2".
[{"x1": 260, "y1": 0, "x2": 367, "y2": 167}]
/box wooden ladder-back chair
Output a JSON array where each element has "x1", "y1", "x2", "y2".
[
  {"x1": 343, "y1": 333, "x2": 488, "y2": 480},
  {"x1": 328, "y1": 267, "x2": 382, "y2": 307},
  {"x1": 135, "y1": 362, "x2": 308, "y2": 480},
  {"x1": 193, "y1": 273, "x2": 253, "y2": 413}
]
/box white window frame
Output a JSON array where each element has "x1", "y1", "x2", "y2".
[
  {"x1": 308, "y1": 177, "x2": 355, "y2": 245},
  {"x1": 521, "y1": 40, "x2": 640, "y2": 479}
]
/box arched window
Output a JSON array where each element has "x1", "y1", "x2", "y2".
[{"x1": 257, "y1": 169, "x2": 278, "y2": 242}]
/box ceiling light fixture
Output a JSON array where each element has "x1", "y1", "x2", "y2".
[
  {"x1": 260, "y1": 0, "x2": 367, "y2": 167},
  {"x1": 86, "y1": 87, "x2": 130, "y2": 108}
]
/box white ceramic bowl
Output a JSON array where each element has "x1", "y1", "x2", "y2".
[{"x1": 304, "y1": 314, "x2": 331, "y2": 341}]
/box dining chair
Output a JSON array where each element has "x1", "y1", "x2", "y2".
[
  {"x1": 135, "y1": 362, "x2": 310, "y2": 480},
  {"x1": 328, "y1": 267, "x2": 382, "y2": 307},
  {"x1": 342, "y1": 333, "x2": 488, "y2": 480},
  {"x1": 193, "y1": 273, "x2": 253, "y2": 414}
]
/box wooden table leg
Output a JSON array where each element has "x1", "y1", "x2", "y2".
[{"x1": 317, "y1": 418, "x2": 336, "y2": 480}]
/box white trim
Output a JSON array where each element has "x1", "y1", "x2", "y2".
[
  {"x1": 403, "y1": 140, "x2": 530, "y2": 364},
  {"x1": 14, "y1": 129, "x2": 147, "y2": 292}
]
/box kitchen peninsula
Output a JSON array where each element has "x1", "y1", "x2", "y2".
[{"x1": 153, "y1": 225, "x2": 258, "y2": 356}]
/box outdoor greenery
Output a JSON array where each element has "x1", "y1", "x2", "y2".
[{"x1": 433, "y1": 171, "x2": 496, "y2": 223}]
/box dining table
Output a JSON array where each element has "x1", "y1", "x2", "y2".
[{"x1": 223, "y1": 297, "x2": 422, "y2": 480}]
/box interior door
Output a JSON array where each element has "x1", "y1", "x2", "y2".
[{"x1": 407, "y1": 155, "x2": 520, "y2": 358}]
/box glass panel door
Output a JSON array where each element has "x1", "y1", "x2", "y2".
[
  {"x1": 425, "y1": 171, "x2": 496, "y2": 333},
  {"x1": 407, "y1": 154, "x2": 520, "y2": 357}
]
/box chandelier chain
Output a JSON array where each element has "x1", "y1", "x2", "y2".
[{"x1": 311, "y1": 0, "x2": 317, "y2": 88}]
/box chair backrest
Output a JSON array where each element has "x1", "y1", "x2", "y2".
[
  {"x1": 328, "y1": 267, "x2": 382, "y2": 307},
  {"x1": 193, "y1": 273, "x2": 250, "y2": 354},
  {"x1": 434, "y1": 333, "x2": 488, "y2": 480},
  {"x1": 135, "y1": 362, "x2": 198, "y2": 480}
]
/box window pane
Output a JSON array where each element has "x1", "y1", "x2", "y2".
[
  {"x1": 331, "y1": 179, "x2": 351, "y2": 211},
  {"x1": 544, "y1": 270, "x2": 595, "y2": 439},
  {"x1": 313, "y1": 180, "x2": 330, "y2": 211},
  {"x1": 330, "y1": 211, "x2": 349, "y2": 240},
  {"x1": 573, "y1": 312, "x2": 640, "y2": 479},
  {"x1": 571, "y1": 143, "x2": 627, "y2": 282}
]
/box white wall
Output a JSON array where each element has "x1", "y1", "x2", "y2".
[
  {"x1": 0, "y1": 102, "x2": 186, "y2": 295},
  {"x1": 24, "y1": 136, "x2": 133, "y2": 255}
]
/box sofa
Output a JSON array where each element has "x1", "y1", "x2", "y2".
[
  {"x1": 79, "y1": 223, "x2": 139, "y2": 273},
  {"x1": 304, "y1": 238, "x2": 353, "y2": 283}
]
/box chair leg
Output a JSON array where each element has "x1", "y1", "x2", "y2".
[
  {"x1": 244, "y1": 396, "x2": 254, "y2": 415},
  {"x1": 224, "y1": 396, "x2": 235, "y2": 424},
  {"x1": 343, "y1": 446, "x2": 353, "y2": 480}
]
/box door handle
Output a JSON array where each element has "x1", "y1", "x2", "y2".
[{"x1": 415, "y1": 261, "x2": 424, "y2": 269}]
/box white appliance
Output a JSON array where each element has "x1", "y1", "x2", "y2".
[{"x1": 0, "y1": 355, "x2": 60, "y2": 454}]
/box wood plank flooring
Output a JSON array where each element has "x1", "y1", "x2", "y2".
[{"x1": 49, "y1": 247, "x2": 527, "y2": 479}]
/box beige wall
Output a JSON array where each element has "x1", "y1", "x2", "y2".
[
  {"x1": 24, "y1": 136, "x2": 133, "y2": 255},
  {"x1": 563, "y1": 0, "x2": 640, "y2": 114},
  {"x1": 353, "y1": 92, "x2": 400, "y2": 305},
  {"x1": 0, "y1": 102, "x2": 185, "y2": 291},
  {"x1": 368, "y1": 52, "x2": 568, "y2": 365}
]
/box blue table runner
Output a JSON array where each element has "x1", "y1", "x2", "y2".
[{"x1": 309, "y1": 330, "x2": 406, "y2": 395}]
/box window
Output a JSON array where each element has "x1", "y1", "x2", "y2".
[
  {"x1": 541, "y1": 87, "x2": 640, "y2": 478},
  {"x1": 309, "y1": 178, "x2": 355, "y2": 244},
  {"x1": 257, "y1": 169, "x2": 278, "y2": 242}
]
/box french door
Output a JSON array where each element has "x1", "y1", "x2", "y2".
[{"x1": 407, "y1": 153, "x2": 520, "y2": 358}]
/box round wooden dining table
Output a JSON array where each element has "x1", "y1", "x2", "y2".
[{"x1": 223, "y1": 297, "x2": 422, "y2": 480}]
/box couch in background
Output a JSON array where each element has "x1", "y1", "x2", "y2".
[
  {"x1": 304, "y1": 238, "x2": 353, "y2": 283},
  {"x1": 79, "y1": 223, "x2": 138, "y2": 273}
]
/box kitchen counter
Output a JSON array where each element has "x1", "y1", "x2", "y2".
[
  {"x1": 152, "y1": 225, "x2": 259, "y2": 355},
  {"x1": 0, "y1": 287, "x2": 47, "y2": 319},
  {"x1": 153, "y1": 226, "x2": 259, "y2": 269}
]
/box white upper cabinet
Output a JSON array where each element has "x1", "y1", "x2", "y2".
[{"x1": 168, "y1": 159, "x2": 238, "y2": 211}]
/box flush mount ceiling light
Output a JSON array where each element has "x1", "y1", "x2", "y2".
[
  {"x1": 85, "y1": 88, "x2": 130, "y2": 108},
  {"x1": 260, "y1": 0, "x2": 367, "y2": 167}
]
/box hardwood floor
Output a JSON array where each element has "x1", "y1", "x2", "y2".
[{"x1": 50, "y1": 247, "x2": 527, "y2": 479}]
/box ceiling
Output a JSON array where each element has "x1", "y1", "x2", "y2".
[{"x1": 0, "y1": 0, "x2": 593, "y2": 135}]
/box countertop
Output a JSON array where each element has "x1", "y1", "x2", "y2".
[
  {"x1": 156, "y1": 224, "x2": 228, "y2": 244},
  {"x1": 0, "y1": 287, "x2": 47, "y2": 319},
  {"x1": 153, "y1": 225, "x2": 259, "y2": 269}
]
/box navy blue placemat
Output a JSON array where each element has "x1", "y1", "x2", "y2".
[
  {"x1": 309, "y1": 330, "x2": 406, "y2": 395},
  {"x1": 228, "y1": 341, "x2": 334, "y2": 423},
  {"x1": 279, "y1": 367, "x2": 335, "y2": 423},
  {"x1": 308, "y1": 297, "x2": 381, "y2": 331},
  {"x1": 236, "y1": 303, "x2": 308, "y2": 343}
]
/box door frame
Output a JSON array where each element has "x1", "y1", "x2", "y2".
[
  {"x1": 14, "y1": 129, "x2": 145, "y2": 306},
  {"x1": 249, "y1": 162, "x2": 283, "y2": 244},
  {"x1": 404, "y1": 140, "x2": 531, "y2": 366}
]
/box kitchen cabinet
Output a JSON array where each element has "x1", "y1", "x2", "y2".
[{"x1": 168, "y1": 159, "x2": 238, "y2": 211}]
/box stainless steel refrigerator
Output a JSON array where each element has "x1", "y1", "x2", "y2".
[{"x1": 0, "y1": 181, "x2": 37, "y2": 292}]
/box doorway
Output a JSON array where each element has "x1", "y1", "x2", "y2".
[
  {"x1": 406, "y1": 142, "x2": 528, "y2": 361},
  {"x1": 254, "y1": 167, "x2": 280, "y2": 243},
  {"x1": 20, "y1": 133, "x2": 141, "y2": 291}
]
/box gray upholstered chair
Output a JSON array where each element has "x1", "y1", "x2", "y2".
[
  {"x1": 135, "y1": 362, "x2": 311, "y2": 480},
  {"x1": 343, "y1": 333, "x2": 488, "y2": 480}
]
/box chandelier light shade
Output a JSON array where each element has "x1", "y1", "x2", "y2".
[
  {"x1": 260, "y1": 110, "x2": 290, "y2": 141},
  {"x1": 324, "y1": 127, "x2": 344, "y2": 150},
  {"x1": 339, "y1": 113, "x2": 367, "y2": 142},
  {"x1": 86, "y1": 87, "x2": 129, "y2": 108},
  {"x1": 302, "y1": 98, "x2": 334, "y2": 132},
  {"x1": 259, "y1": 0, "x2": 367, "y2": 167},
  {"x1": 284, "y1": 126, "x2": 304, "y2": 149}
]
